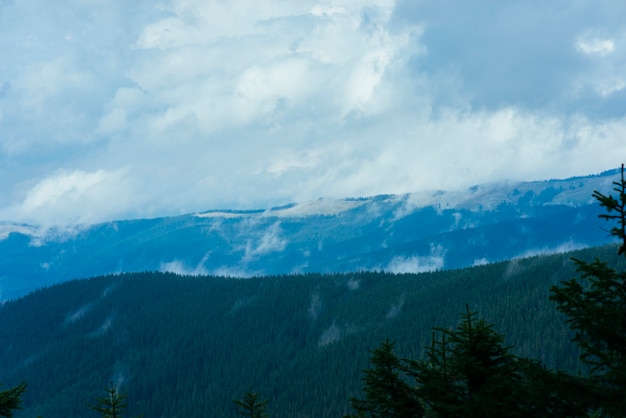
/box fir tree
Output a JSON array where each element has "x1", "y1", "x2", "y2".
[
  {"x1": 550, "y1": 164, "x2": 626, "y2": 416},
  {"x1": 347, "y1": 339, "x2": 423, "y2": 417},
  {"x1": 405, "y1": 306, "x2": 530, "y2": 418},
  {"x1": 233, "y1": 388, "x2": 270, "y2": 418},
  {"x1": 0, "y1": 381, "x2": 26, "y2": 418},
  {"x1": 89, "y1": 382, "x2": 130, "y2": 418}
]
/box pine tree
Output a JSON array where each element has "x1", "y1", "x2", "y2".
[
  {"x1": 347, "y1": 339, "x2": 423, "y2": 417},
  {"x1": 550, "y1": 164, "x2": 626, "y2": 416},
  {"x1": 0, "y1": 381, "x2": 26, "y2": 417},
  {"x1": 89, "y1": 382, "x2": 129, "y2": 418},
  {"x1": 233, "y1": 388, "x2": 269, "y2": 418},
  {"x1": 405, "y1": 306, "x2": 530, "y2": 418}
]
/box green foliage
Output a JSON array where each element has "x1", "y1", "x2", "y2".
[
  {"x1": 233, "y1": 389, "x2": 269, "y2": 418},
  {"x1": 89, "y1": 382, "x2": 130, "y2": 418},
  {"x1": 347, "y1": 340, "x2": 423, "y2": 417},
  {"x1": 408, "y1": 306, "x2": 528, "y2": 418},
  {"x1": 593, "y1": 164, "x2": 626, "y2": 255},
  {"x1": 0, "y1": 381, "x2": 26, "y2": 417},
  {"x1": 350, "y1": 307, "x2": 592, "y2": 418},
  {"x1": 550, "y1": 165, "x2": 626, "y2": 416},
  {"x1": 2, "y1": 245, "x2": 623, "y2": 417}
]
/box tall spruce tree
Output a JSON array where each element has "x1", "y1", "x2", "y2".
[
  {"x1": 89, "y1": 382, "x2": 130, "y2": 418},
  {"x1": 405, "y1": 306, "x2": 530, "y2": 418},
  {"x1": 347, "y1": 339, "x2": 423, "y2": 417},
  {"x1": 550, "y1": 164, "x2": 626, "y2": 416},
  {"x1": 347, "y1": 306, "x2": 590, "y2": 418},
  {"x1": 0, "y1": 381, "x2": 26, "y2": 417},
  {"x1": 233, "y1": 388, "x2": 270, "y2": 418}
]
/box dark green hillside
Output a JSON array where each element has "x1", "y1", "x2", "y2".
[{"x1": 1, "y1": 245, "x2": 624, "y2": 417}]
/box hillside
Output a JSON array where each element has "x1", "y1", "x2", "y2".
[
  {"x1": 1, "y1": 244, "x2": 624, "y2": 417},
  {"x1": 0, "y1": 169, "x2": 620, "y2": 300}
]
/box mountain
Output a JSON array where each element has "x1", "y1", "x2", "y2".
[
  {"x1": 0, "y1": 168, "x2": 621, "y2": 300},
  {"x1": 2, "y1": 245, "x2": 624, "y2": 418}
]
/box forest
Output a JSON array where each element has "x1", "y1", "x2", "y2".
[
  {"x1": 0, "y1": 242, "x2": 621, "y2": 417},
  {"x1": 1, "y1": 168, "x2": 625, "y2": 417}
]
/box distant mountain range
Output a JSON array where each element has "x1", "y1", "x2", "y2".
[{"x1": 0, "y1": 168, "x2": 621, "y2": 300}]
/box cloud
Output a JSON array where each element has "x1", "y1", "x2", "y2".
[
  {"x1": 160, "y1": 259, "x2": 209, "y2": 276},
  {"x1": 1, "y1": 0, "x2": 625, "y2": 227},
  {"x1": 89, "y1": 315, "x2": 115, "y2": 338},
  {"x1": 346, "y1": 278, "x2": 360, "y2": 290},
  {"x1": 242, "y1": 222, "x2": 287, "y2": 262},
  {"x1": 577, "y1": 36, "x2": 615, "y2": 56},
  {"x1": 63, "y1": 303, "x2": 94, "y2": 326},
  {"x1": 385, "y1": 244, "x2": 446, "y2": 273},
  {"x1": 0, "y1": 169, "x2": 135, "y2": 229},
  {"x1": 517, "y1": 240, "x2": 588, "y2": 259},
  {"x1": 473, "y1": 258, "x2": 490, "y2": 267},
  {"x1": 210, "y1": 265, "x2": 258, "y2": 278},
  {"x1": 386, "y1": 295, "x2": 405, "y2": 319},
  {"x1": 308, "y1": 291, "x2": 322, "y2": 320},
  {"x1": 318, "y1": 321, "x2": 341, "y2": 346}
]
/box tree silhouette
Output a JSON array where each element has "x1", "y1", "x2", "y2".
[
  {"x1": 0, "y1": 381, "x2": 26, "y2": 417},
  {"x1": 550, "y1": 164, "x2": 626, "y2": 416},
  {"x1": 347, "y1": 339, "x2": 423, "y2": 417},
  {"x1": 89, "y1": 382, "x2": 130, "y2": 418},
  {"x1": 233, "y1": 388, "x2": 269, "y2": 418}
]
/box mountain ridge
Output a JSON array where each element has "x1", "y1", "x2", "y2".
[{"x1": 0, "y1": 168, "x2": 621, "y2": 300}]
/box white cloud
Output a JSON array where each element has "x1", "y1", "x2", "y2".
[
  {"x1": 210, "y1": 266, "x2": 258, "y2": 278},
  {"x1": 318, "y1": 321, "x2": 341, "y2": 346},
  {"x1": 574, "y1": 29, "x2": 626, "y2": 98},
  {"x1": 385, "y1": 245, "x2": 446, "y2": 274},
  {"x1": 473, "y1": 258, "x2": 489, "y2": 267},
  {"x1": 517, "y1": 240, "x2": 588, "y2": 259},
  {"x1": 63, "y1": 303, "x2": 94, "y2": 326},
  {"x1": 160, "y1": 260, "x2": 209, "y2": 276},
  {"x1": 1, "y1": 0, "x2": 625, "y2": 227},
  {"x1": 241, "y1": 222, "x2": 287, "y2": 262},
  {"x1": 577, "y1": 35, "x2": 615, "y2": 56},
  {"x1": 0, "y1": 169, "x2": 135, "y2": 229}
]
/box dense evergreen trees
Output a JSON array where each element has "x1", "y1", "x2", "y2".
[
  {"x1": 348, "y1": 165, "x2": 626, "y2": 417},
  {"x1": 347, "y1": 340, "x2": 423, "y2": 417},
  {"x1": 0, "y1": 381, "x2": 26, "y2": 417},
  {"x1": 550, "y1": 164, "x2": 626, "y2": 416},
  {"x1": 3, "y1": 247, "x2": 622, "y2": 417},
  {"x1": 408, "y1": 306, "x2": 533, "y2": 418},
  {"x1": 348, "y1": 307, "x2": 591, "y2": 417}
]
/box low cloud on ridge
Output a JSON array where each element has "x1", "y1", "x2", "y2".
[{"x1": 1, "y1": 0, "x2": 625, "y2": 227}]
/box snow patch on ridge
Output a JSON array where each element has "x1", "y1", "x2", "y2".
[
  {"x1": 0, "y1": 223, "x2": 39, "y2": 240},
  {"x1": 267, "y1": 198, "x2": 369, "y2": 217}
]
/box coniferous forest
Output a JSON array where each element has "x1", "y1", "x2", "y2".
[
  {"x1": 1, "y1": 168, "x2": 625, "y2": 417},
  {"x1": 0, "y1": 244, "x2": 623, "y2": 417}
]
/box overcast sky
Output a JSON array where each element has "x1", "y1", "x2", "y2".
[{"x1": 1, "y1": 0, "x2": 625, "y2": 227}]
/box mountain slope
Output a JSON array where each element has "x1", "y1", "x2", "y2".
[
  {"x1": 0, "y1": 169, "x2": 620, "y2": 300},
  {"x1": 1, "y1": 244, "x2": 624, "y2": 418}
]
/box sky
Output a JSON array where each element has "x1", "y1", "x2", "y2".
[{"x1": 1, "y1": 0, "x2": 625, "y2": 228}]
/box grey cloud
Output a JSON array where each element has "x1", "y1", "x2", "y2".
[
  {"x1": 1, "y1": 0, "x2": 624, "y2": 227},
  {"x1": 392, "y1": 0, "x2": 626, "y2": 117}
]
